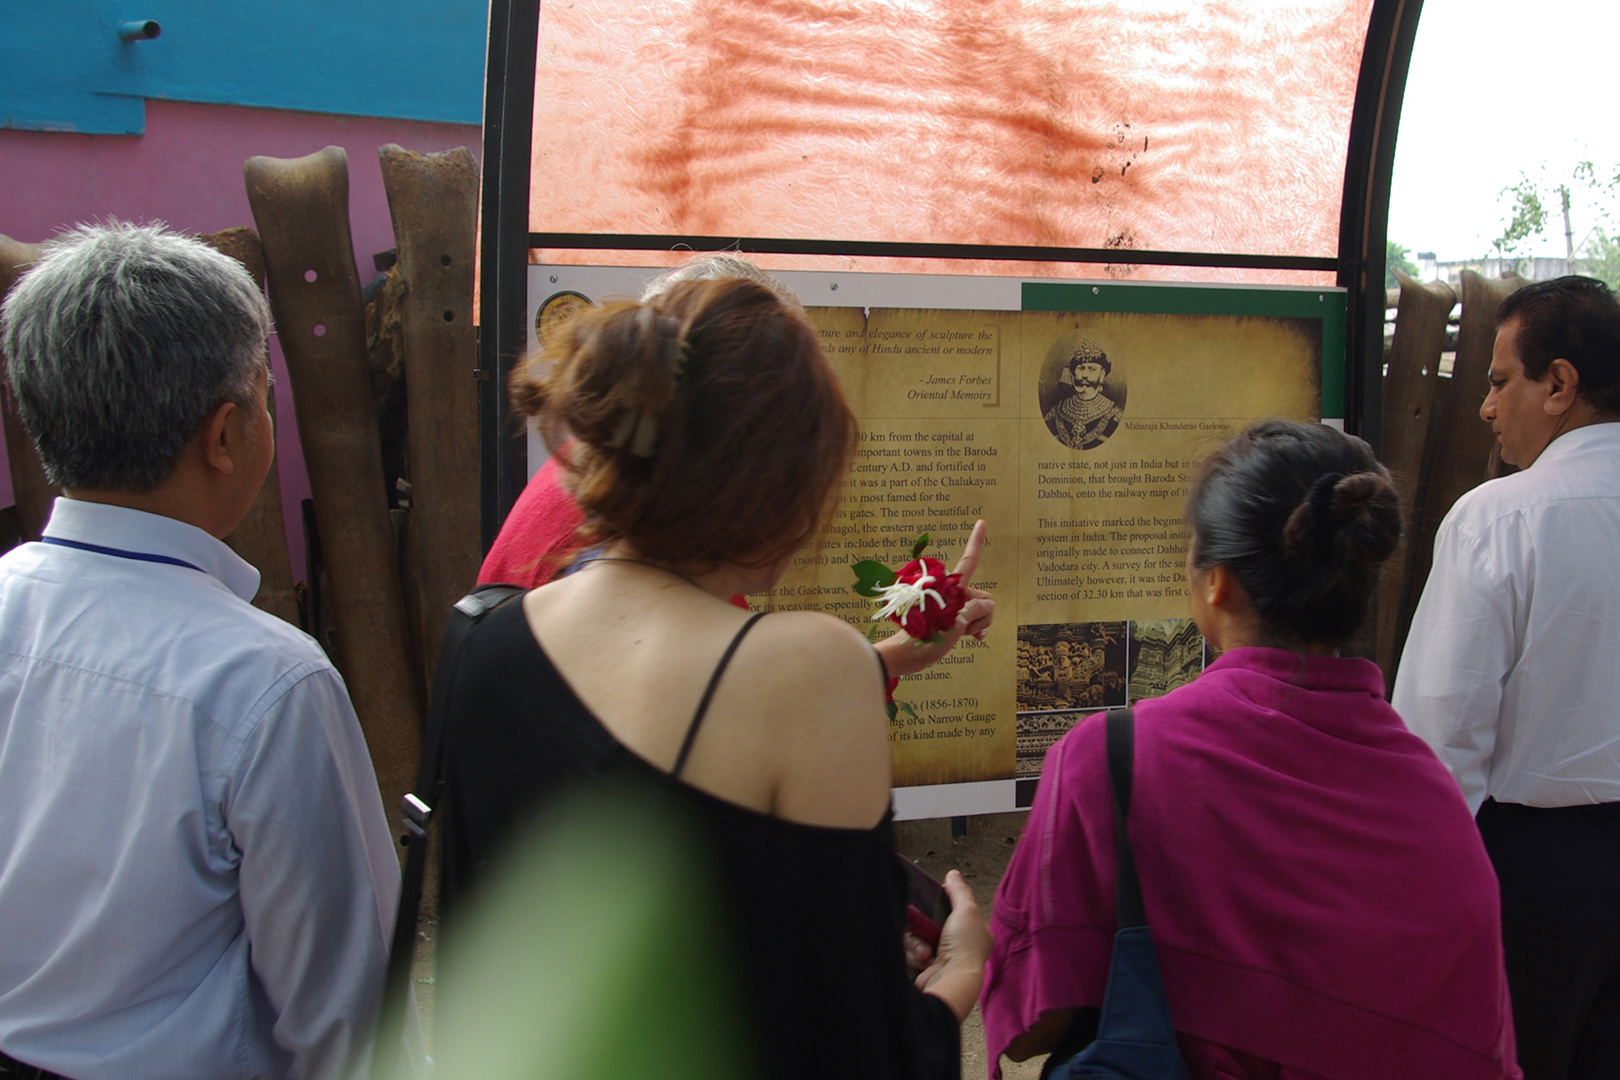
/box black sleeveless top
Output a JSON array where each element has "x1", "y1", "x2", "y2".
[{"x1": 438, "y1": 599, "x2": 960, "y2": 1080}]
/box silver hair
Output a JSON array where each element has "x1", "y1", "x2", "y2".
[
  {"x1": 640, "y1": 253, "x2": 803, "y2": 311},
  {"x1": 0, "y1": 221, "x2": 270, "y2": 492}
]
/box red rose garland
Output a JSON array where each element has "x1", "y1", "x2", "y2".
[
  {"x1": 882, "y1": 557, "x2": 968, "y2": 639},
  {"x1": 850, "y1": 534, "x2": 967, "y2": 720}
]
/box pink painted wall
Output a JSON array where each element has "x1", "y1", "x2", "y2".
[{"x1": 0, "y1": 97, "x2": 482, "y2": 580}]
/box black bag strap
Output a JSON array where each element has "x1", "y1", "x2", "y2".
[
  {"x1": 1041, "y1": 707, "x2": 1179, "y2": 1080},
  {"x1": 369, "y1": 582, "x2": 526, "y2": 1080},
  {"x1": 1104, "y1": 707, "x2": 1146, "y2": 930}
]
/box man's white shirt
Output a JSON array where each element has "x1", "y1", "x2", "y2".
[
  {"x1": 0, "y1": 499, "x2": 398, "y2": 1079},
  {"x1": 1394, "y1": 422, "x2": 1620, "y2": 813}
]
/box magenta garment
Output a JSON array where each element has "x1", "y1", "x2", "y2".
[{"x1": 983, "y1": 647, "x2": 1519, "y2": 1080}]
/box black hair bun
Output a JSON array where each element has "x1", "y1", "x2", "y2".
[
  {"x1": 1281, "y1": 471, "x2": 1400, "y2": 566},
  {"x1": 1188, "y1": 420, "x2": 1403, "y2": 646}
]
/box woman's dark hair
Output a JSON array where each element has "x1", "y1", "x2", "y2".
[
  {"x1": 509, "y1": 277, "x2": 857, "y2": 572},
  {"x1": 1187, "y1": 420, "x2": 1402, "y2": 645}
]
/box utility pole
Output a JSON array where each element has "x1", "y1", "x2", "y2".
[{"x1": 1562, "y1": 185, "x2": 1576, "y2": 272}]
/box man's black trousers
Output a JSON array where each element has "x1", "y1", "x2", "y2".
[
  {"x1": 0, "y1": 1048, "x2": 71, "y2": 1080},
  {"x1": 1478, "y1": 798, "x2": 1620, "y2": 1080}
]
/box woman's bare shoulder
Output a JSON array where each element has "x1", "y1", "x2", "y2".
[
  {"x1": 730, "y1": 610, "x2": 894, "y2": 828},
  {"x1": 736, "y1": 610, "x2": 892, "y2": 708},
  {"x1": 750, "y1": 608, "x2": 881, "y2": 660}
]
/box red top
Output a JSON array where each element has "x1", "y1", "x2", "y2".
[
  {"x1": 477, "y1": 455, "x2": 587, "y2": 589},
  {"x1": 479, "y1": 453, "x2": 749, "y2": 610}
]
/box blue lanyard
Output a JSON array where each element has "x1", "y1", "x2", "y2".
[{"x1": 40, "y1": 537, "x2": 206, "y2": 575}]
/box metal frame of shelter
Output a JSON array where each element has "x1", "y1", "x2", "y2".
[{"x1": 476, "y1": 0, "x2": 1425, "y2": 548}]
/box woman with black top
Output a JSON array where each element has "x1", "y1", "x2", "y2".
[{"x1": 437, "y1": 276, "x2": 994, "y2": 1079}]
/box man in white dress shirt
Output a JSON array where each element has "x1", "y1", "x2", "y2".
[
  {"x1": 0, "y1": 224, "x2": 398, "y2": 1080},
  {"x1": 1394, "y1": 275, "x2": 1620, "y2": 1080}
]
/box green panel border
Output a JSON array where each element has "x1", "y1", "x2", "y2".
[{"x1": 1022, "y1": 283, "x2": 1348, "y2": 420}]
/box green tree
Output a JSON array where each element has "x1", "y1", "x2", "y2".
[
  {"x1": 1385, "y1": 240, "x2": 1419, "y2": 289},
  {"x1": 1492, "y1": 161, "x2": 1617, "y2": 275},
  {"x1": 1493, "y1": 176, "x2": 1553, "y2": 271},
  {"x1": 1581, "y1": 229, "x2": 1620, "y2": 291}
]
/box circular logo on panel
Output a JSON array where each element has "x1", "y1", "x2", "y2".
[{"x1": 535, "y1": 290, "x2": 594, "y2": 352}]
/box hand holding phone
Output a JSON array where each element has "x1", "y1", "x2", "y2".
[
  {"x1": 914, "y1": 868, "x2": 992, "y2": 1023},
  {"x1": 899, "y1": 855, "x2": 951, "y2": 949}
]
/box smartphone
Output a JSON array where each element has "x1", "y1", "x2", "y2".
[{"x1": 899, "y1": 855, "x2": 951, "y2": 949}]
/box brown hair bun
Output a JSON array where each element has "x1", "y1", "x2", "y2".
[{"x1": 509, "y1": 277, "x2": 857, "y2": 573}]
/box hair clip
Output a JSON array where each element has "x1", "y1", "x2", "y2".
[
  {"x1": 670, "y1": 337, "x2": 691, "y2": 385},
  {"x1": 608, "y1": 408, "x2": 636, "y2": 450},
  {"x1": 655, "y1": 314, "x2": 690, "y2": 386},
  {"x1": 629, "y1": 411, "x2": 659, "y2": 457},
  {"x1": 608, "y1": 311, "x2": 687, "y2": 460},
  {"x1": 607, "y1": 407, "x2": 660, "y2": 459}
]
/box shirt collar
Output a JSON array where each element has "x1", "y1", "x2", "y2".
[
  {"x1": 1531, "y1": 419, "x2": 1620, "y2": 469},
  {"x1": 41, "y1": 498, "x2": 262, "y2": 602}
]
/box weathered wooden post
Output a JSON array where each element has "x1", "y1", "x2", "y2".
[
  {"x1": 1376, "y1": 271, "x2": 1455, "y2": 680},
  {"x1": 1425, "y1": 272, "x2": 1523, "y2": 514},
  {"x1": 197, "y1": 226, "x2": 301, "y2": 629},
  {"x1": 378, "y1": 145, "x2": 483, "y2": 682},
  {"x1": 244, "y1": 146, "x2": 423, "y2": 855},
  {"x1": 0, "y1": 236, "x2": 55, "y2": 542}
]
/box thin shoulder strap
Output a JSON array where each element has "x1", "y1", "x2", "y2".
[
  {"x1": 1105, "y1": 707, "x2": 1147, "y2": 930},
  {"x1": 672, "y1": 611, "x2": 768, "y2": 778}
]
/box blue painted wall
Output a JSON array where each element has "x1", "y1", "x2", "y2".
[{"x1": 1, "y1": 0, "x2": 488, "y2": 133}]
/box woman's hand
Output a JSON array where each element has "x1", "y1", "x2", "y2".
[
  {"x1": 903, "y1": 930, "x2": 934, "y2": 977},
  {"x1": 874, "y1": 520, "x2": 995, "y2": 678},
  {"x1": 915, "y1": 869, "x2": 992, "y2": 1022}
]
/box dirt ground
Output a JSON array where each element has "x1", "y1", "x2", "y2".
[
  {"x1": 895, "y1": 812, "x2": 1046, "y2": 1080},
  {"x1": 410, "y1": 812, "x2": 1046, "y2": 1077}
]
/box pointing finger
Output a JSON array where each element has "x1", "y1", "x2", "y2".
[{"x1": 951, "y1": 520, "x2": 988, "y2": 585}]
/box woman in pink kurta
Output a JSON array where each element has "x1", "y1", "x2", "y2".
[{"x1": 983, "y1": 421, "x2": 1519, "y2": 1080}]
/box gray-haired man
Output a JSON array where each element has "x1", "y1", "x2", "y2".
[{"x1": 0, "y1": 223, "x2": 396, "y2": 1080}]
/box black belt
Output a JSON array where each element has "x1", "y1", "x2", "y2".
[
  {"x1": 1480, "y1": 797, "x2": 1620, "y2": 819},
  {"x1": 0, "y1": 1049, "x2": 71, "y2": 1080}
]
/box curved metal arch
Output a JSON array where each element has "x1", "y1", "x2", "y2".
[{"x1": 1338, "y1": 0, "x2": 1427, "y2": 451}]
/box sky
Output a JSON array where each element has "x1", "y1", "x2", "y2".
[{"x1": 1387, "y1": 0, "x2": 1620, "y2": 261}]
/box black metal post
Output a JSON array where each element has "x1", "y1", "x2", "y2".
[
  {"x1": 1338, "y1": 0, "x2": 1425, "y2": 452},
  {"x1": 477, "y1": 0, "x2": 542, "y2": 551}
]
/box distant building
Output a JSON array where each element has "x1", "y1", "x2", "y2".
[{"x1": 1413, "y1": 253, "x2": 1573, "y2": 286}]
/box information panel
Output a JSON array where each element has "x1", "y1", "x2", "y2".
[{"x1": 527, "y1": 268, "x2": 1342, "y2": 817}]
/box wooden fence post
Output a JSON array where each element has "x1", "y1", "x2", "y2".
[
  {"x1": 1376, "y1": 271, "x2": 1455, "y2": 681},
  {"x1": 378, "y1": 145, "x2": 483, "y2": 684},
  {"x1": 0, "y1": 236, "x2": 55, "y2": 542},
  {"x1": 244, "y1": 147, "x2": 423, "y2": 856},
  {"x1": 198, "y1": 226, "x2": 301, "y2": 629}
]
